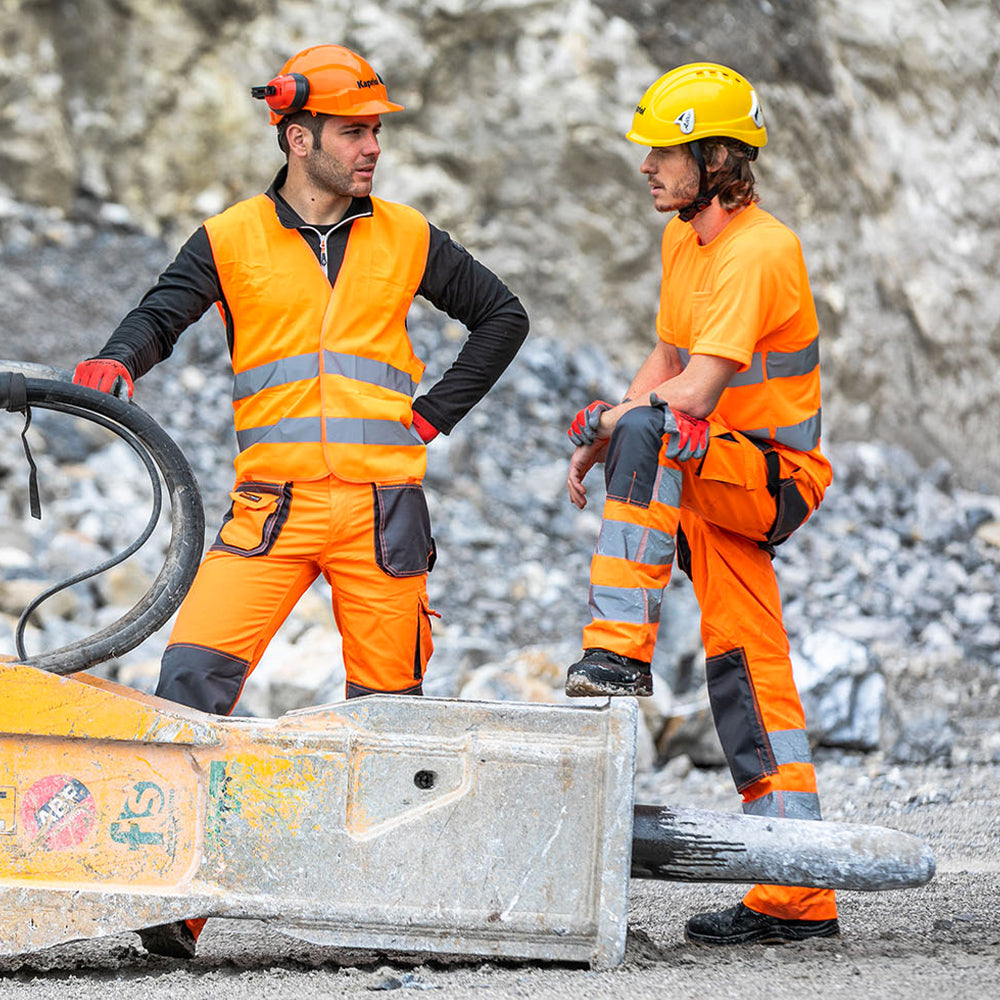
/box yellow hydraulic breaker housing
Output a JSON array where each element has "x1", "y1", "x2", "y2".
[{"x1": 0, "y1": 658, "x2": 637, "y2": 966}]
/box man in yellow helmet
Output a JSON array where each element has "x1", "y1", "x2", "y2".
[
  {"x1": 72, "y1": 44, "x2": 528, "y2": 957},
  {"x1": 564, "y1": 63, "x2": 838, "y2": 944}
]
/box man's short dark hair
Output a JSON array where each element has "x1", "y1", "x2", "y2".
[{"x1": 276, "y1": 111, "x2": 329, "y2": 155}]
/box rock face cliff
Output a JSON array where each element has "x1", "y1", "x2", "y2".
[{"x1": 2, "y1": 0, "x2": 999, "y2": 487}]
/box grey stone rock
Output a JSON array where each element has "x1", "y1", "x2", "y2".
[{"x1": 793, "y1": 628, "x2": 885, "y2": 751}]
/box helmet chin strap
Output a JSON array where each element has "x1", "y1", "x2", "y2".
[{"x1": 676, "y1": 141, "x2": 718, "y2": 222}]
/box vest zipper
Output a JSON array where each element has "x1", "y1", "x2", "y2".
[
  {"x1": 297, "y1": 206, "x2": 373, "y2": 280},
  {"x1": 298, "y1": 225, "x2": 331, "y2": 278}
]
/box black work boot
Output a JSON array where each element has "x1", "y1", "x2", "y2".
[
  {"x1": 138, "y1": 920, "x2": 198, "y2": 959},
  {"x1": 685, "y1": 902, "x2": 840, "y2": 945},
  {"x1": 565, "y1": 647, "x2": 653, "y2": 697}
]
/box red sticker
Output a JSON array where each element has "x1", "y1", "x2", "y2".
[{"x1": 21, "y1": 775, "x2": 95, "y2": 851}]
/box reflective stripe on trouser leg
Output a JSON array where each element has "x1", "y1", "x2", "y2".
[
  {"x1": 683, "y1": 511, "x2": 837, "y2": 921},
  {"x1": 583, "y1": 407, "x2": 681, "y2": 661}
]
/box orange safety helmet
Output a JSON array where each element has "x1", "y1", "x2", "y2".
[
  {"x1": 626, "y1": 62, "x2": 766, "y2": 150},
  {"x1": 251, "y1": 44, "x2": 403, "y2": 124}
]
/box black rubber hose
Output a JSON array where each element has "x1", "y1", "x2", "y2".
[
  {"x1": 15, "y1": 405, "x2": 164, "y2": 661},
  {"x1": 0, "y1": 363, "x2": 205, "y2": 675}
]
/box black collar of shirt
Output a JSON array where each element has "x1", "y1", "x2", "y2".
[{"x1": 265, "y1": 165, "x2": 373, "y2": 231}]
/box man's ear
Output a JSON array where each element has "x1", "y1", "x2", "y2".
[
  {"x1": 284, "y1": 121, "x2": 314, "y2": 158},
  {"x1": 705, "y1": 142, "x2": 728, "y2": 172}
]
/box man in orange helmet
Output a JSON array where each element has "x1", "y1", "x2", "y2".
[
  {"x1": 564, "y1": 63, "x2": 839, "y2": 945},
  {"x1": 73, "y1": 44, "x2": 528, "y2": 957}
]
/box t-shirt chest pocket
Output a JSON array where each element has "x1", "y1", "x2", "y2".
[{"x1": 689, "y1": 290, "x2": 713, "y2": 344}]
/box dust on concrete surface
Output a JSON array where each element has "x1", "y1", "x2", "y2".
[{"x1": 0, "y1": 754, "x2": 996, "y2": 1000}]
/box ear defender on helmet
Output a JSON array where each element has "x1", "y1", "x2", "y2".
[
  {"x1": 251, "y1": 72, "x2": 310, "y2": 117},
  {"x1": 253, "y1": 46, "x2": 404, "y2": 124}
]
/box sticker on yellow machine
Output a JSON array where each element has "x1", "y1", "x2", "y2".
[{"x1": 0, "y1": 736, "x2": 199, "y2": 887}]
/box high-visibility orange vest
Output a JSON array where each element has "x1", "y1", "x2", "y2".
[{"x1": 204, "y1": 194, "x2": 430, "y2": 485}]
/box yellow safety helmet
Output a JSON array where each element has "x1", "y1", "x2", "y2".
[
  {"x1": 251, "y1": 44, "x2": 403, "y2": 125},
  {"x1": 627, "y1": 62, "x2": 767, "y2": 151}
]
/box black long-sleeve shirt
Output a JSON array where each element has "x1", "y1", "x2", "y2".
[{"x1": 94, "y1": 169, "x2": 529, "y2": 435}]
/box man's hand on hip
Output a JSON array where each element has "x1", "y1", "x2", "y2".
[{"x1": 409, "y1": 410, "x2": 439, "y2": 443}]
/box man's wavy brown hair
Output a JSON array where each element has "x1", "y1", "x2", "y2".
[{"x1": 701, "y1": 138, "x2": 760, "y2": 210}]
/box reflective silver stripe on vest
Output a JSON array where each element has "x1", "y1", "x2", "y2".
[
  {"x1": 588, "y1": 584, "x2": 663, "y2": 625},
  {"x1": 233, "y1": 350, "x2": 416, "y2": 402},
  {"x1": 237, "y1": 416, "x2": 322, "y2": 448},
  {"x1": 745, "y1": 410, "x2": 822, "y2": 451},
  {"x1": 743, "y1": 789, "x2": 822, "y2": 821},
  {"x1": 233, "y1": 353, "x2": 319, "y2": 401},
  {"x1": 237, "y1": 417, "x2": 422, "y2": 450},
  {"x1": 596, "y1": 520, "x2": 676, "y2": 566},
  {"x1": 768, "y1": 728, "x2": 813, "y2": 767},
  {"x1": 324, "y1": 418, "x2": 422, "y2": 446},
  {"x1": 322, "y1": 350, "x2": 417, "y2": 396}
]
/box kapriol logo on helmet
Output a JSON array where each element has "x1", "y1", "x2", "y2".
[
  {"x1": 673, "y1": 109, "x2": 695, "y2": 134},
  {"x1": 21, "y1": 775, "x2": 96, "y2": 852},
  {"x1": 749, "y1": 91, "x2": 764, "y2": 128}
]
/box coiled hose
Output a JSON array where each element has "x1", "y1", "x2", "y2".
[{"x1": 0, "y1": 361, "x2": 204, "y2": 675}]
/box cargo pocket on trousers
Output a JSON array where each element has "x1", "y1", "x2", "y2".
[
  {"x1": 695, "y1": 432, "x2": 766, "y2": 490},
  {"x1": 372, "y1": 484, "x2": 434, "y2": 577},
  {"x1": 751, "y1": 441, "x2": 812, "y2": 548},
  {"x1": 210, "y1": 481, "x2": 292, "y2": 557},
  {"x1": 767, "y1": 477, "x2": 811, "y2": 547}
]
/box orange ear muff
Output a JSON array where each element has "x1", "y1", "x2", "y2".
[{"x1": 250, "y1": 72, "x2": 310, "y2": 115}]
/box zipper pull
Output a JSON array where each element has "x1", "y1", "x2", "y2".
[{"x1": 318, "y1": 231, "x2": 328, "y2": 270}]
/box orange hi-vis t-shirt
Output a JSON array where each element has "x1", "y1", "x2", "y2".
[{"x1": 656, "y1": 202, "x2": 831, "y2": 503}]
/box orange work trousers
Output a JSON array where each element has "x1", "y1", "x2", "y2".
[
  {"x1": 583, "y1": 406, "x2": 836, "y2": 921},
  {"x1": 156, "y1": 476, "x2": 435, "y2": 714}
]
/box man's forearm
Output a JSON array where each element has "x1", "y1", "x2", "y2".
[{"x1": 598, "y1": 351, "x2": 738, "y2": 437}]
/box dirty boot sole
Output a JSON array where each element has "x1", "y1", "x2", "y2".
[
  {"x1": 565, "y1": 672, "x2": 653, "y2": 698},
  {"x1": 685, "y1": 918, "x2": 840, "y2": 945},
  {"x1": 685, "y1": 905, "x2": 840, "y2": 945}
]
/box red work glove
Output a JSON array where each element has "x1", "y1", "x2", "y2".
[
  {"x1": 649, "y1": 392, "x2": 708, "y2": 461},
  {"x1": 73, "y1": 358, "x2": 135, "y2": 399},
  {"x1": 409, "y1": 410, "x2": 439, "y2": 443},
  {"x1": 567, "y1": 400, "x2": 612, "y2": 447}
]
